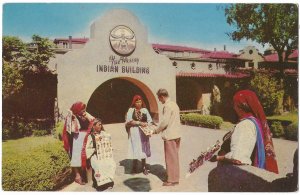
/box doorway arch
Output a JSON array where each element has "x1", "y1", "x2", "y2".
[{"x1": 87, "y1": 77, "x2": 158, "y2": 124}]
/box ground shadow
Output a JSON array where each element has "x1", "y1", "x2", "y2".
[
  {"x1": 95, "y1": 181, "x2": 114, "y2": 191},
  {"x1": 148, "y1": 164, "x2": 167, "y2": 182},
  {"x1": 123, "y1": 177, "x2": 151, "y2": 192},
  {"x1": 119, "y1": 159, "x2": 166, "y2": 181},
  {"x1": 119, "y1": 159, "x2": 134, "y2": 174}
]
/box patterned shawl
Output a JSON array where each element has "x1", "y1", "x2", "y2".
[{"x1": 233, "y1": 90, "x2": 279, "y2": 174}]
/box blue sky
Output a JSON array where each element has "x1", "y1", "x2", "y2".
[{"x1": 2, "y1": 3, "x2": 268, "y2": 53}]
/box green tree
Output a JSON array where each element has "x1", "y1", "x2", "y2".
[
  {"x1": 2, "y1": 36, "x2": 27, "y2": 62},
  {"x1": 2, "y1": 61, "x2": 23, "y2": 100},
  {"x1": 225, "y1": 4, "x2": 298, "y2": 73},
  {"x1": 21, "y1": 34, "x2": 55, "y2": 73},
  {"x1": 2, "y1": 35, "x2": 55, "y2": 98},
  {"x1": 250, "y1": 72, "x2": 284, "y2": 115},
  {"x1": 3, "y1": 35, "x2": 57, "y2": 139},
  {"x1": 2, "y1": 35, "x2": 56, "y2": 115},
  {"x1": 2, "y1": 36, "x2": 26, "y2": 100}
]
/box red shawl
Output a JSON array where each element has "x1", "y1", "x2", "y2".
[
  {"x1": 130, "y1": 95, "x2": 146, "y2": 108},
  {"x1": 233, "y1": 90, "x2": 279, "y2": 174},
  {"x1": 70, "y1": 101, "x2": 86, "y2": 115},
  {"x1": 62, "y1": 101, "x2": 94, "y2": 169},
  {"x1": 80, "y1": 118, "x2": 94, "y2": 169}
]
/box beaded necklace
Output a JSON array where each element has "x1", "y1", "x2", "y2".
[{"x1": 135, "y1": 109, "x2": 143, "y2": 121}]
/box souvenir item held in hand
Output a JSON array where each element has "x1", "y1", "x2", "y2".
[
  {"x1": 185, "y1": 128, "x2": 234, "y2": 178},
  {"x1": 95, "y1": 133, "x2": 113, "y2": 160},
  {"x1": 139, "y1": 122, "x2": 157, "y2": 136},
  {"x1": 88, "y1": 131, "x2": 116, "y2": 187}
]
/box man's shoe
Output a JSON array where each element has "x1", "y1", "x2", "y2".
[{"x1": 162, "y1": 182, "x2": 179, "y2": 186}]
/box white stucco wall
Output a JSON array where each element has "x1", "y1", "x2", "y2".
[
  {"x1": 239, "y1": 46, "x2": 264, "y2": 68},
  {"x1": 54, "y1": 9, "x2": 175, "y2": 117},
  {"x1": 175, "y1": 60, "x2": 226, "y2": 74}
]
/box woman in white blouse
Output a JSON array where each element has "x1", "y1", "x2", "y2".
[
  {"x1": 125, "y1": 95, "x2": 152, "y2": 175},
  {"x1": 86, "y1": 118, "x2": 116, "y2": 190},
  {"x1": 214, "y1": 90, "x2": 279, "y2": 173}
]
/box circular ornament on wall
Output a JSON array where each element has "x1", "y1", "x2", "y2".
[{"x1": 109, "y1": 25, "x2": 136, "y2": 56}]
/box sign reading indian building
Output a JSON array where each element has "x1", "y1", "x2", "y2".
[{"x1": 96, "y1": 55, "x2": 149, "y2": 74}]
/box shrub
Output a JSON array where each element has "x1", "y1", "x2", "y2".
[
  {"x1": 267, "y1": 112, "x2": 298, "y2": 140},
  {"x1": 285, "y1": 122, "x2": 298, "y2": 141},
  {"x1": 16, "y1": 121, "x2": 35, "y2": 137},
  {"x1": 33, "y1": 129, "x2": 49, "y2": 137},
  {"x1": 2, "y1": 117, "x2": 38, "y2": 139},
  {"x1": 270, "y1": 121, "x2": 284, "y2": 138},
  {"x1": 53, "y1": 122, "x2": 64, "y2": 140},
  {"x1": 2, "y1": 137, "x2": 72, "y2": 191},
  {"x1": 2, "y1": 117, "x2": 55, "y2": 140},
  {"x1": 250, "y1": 72, "x2": 284, "y2": 115},
  {"x1": 2, "y1": 128, "x2": 11, "y2": 140},
  {"x1": 267, "y1": 112, "x2": 298, "y2": 124},
  {"x1": 181, "y1": 113, "x2": 223, "y2": 129},
  {"x1": 180, "y1": 114, "x2": 186, "y2": 122}
]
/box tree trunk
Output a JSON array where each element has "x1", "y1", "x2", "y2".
[
  {"x1": 285, "y1": 49, "x2": 292, "y2": 62},
  {"x1": 277, "y1": 52, "x2": 284, "y2": 77}
]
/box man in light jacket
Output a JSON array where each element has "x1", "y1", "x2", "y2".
[{"x1": 153, "y1": 88, "x2": 181, "y2": 186}]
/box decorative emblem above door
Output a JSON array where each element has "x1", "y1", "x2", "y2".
[{"x1": 109, "y1": 25, "x2": 136, "y2": 56}]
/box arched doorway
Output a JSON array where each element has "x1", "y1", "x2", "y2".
[{"x1": 87, "y1": 77, "x2": 158, "y2": 124}]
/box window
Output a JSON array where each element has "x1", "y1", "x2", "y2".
[
  {"x1": 63, "y1": 42, "x2": 68, "y2": 48},
  {"x1": 173, "y1": 61, "x2": 178, "y2": 68},
  {"x1": 191, "y1": 62, "x2": 196, "y2": 70}
]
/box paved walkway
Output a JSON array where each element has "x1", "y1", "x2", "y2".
[{"x1": 61, "y1": 123, "x2": 297, "y2": 192}]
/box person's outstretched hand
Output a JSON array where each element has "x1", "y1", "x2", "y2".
[
  {"x1": 209, "y1": 155, "x2": 218, "y2": 162},
  {"x1": 140, "y1": 122, "x2": 147, "y2": 127}
]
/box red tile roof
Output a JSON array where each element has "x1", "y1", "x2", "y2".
[
  {"x1": 201, "y1": 51, "x2": 239, "y2": 59},
  {"x1": 264, "y1": 53, "x2": 284, "y2": 62},
  {"x1": 176, "y1": 72, "x2": 250, "y2": 78},
  {"x1": 152, "y1": 43, "x2": 251, "y2": 60},
  {"x1": 288, "y1": 49, "x2": 298, "y2": 59},
  {"x1": 54, "y1": 38, "x2": 89, "y2": 44},
  {"x1": 264, "y1": 50, "x2": 298, "y2": 62},
  {"x1": 152, "y1": 43, "x2": 210, "y2": 54},
  {"x1": 52, "y1": 37, "x2": 298, "y2": 64}
]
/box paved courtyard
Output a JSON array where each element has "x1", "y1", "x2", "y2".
[{"x1": 61, "y1": 123, "x2": 298, "y2": 192}]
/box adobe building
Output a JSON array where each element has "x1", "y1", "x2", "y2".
[
  {"x1": 51, "y1": 9, "x2": 298, "y2": 124},
  {"x1": 52, "y1": 9, "x2": 176, "y2": 123},
  {"x1": 238, "y1": 46, "x2": 264, "y2": 68},
  {"x1": 51, "y1": 9, "x2": 254, "y2": 124}
]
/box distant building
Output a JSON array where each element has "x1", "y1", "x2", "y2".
[
  {"x1": 238, "y1": 46, "x2": 264, "y2": 69},
  {"x1": 53, "y1": 36, "x2": 88, "y2": 53}
]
